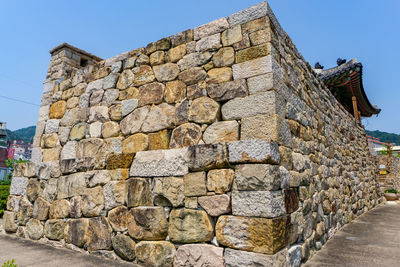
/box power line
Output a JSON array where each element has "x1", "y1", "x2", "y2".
[{"x1": 0, "y1": 95, "x2": 39, "y2": 107}]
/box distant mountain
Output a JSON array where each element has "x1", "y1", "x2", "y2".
[
  {"x1": 6, "y1": 126, "x2": 36, "y2": 143},
  {"x1": 366, "y1": 130, "x2": 400, "y2": 145}
]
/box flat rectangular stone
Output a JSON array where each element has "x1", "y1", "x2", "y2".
[
  {"x1": 228, "y1": 1, "x2": 269, "y2": 26},
  {"x1": 194, "y1": 17, "x2": 229, "y2": 40},
  {"x1": 224, "y1": 248, "x2": 288, "y2": 267},
  {"x1": 231, "y1": 191, "x2": 286, "y2": 218},
  {"x1": 130, "y1": 148, "x2": 189, "y2": 177},
  {"x1": 188, "y1": 144, "x2": 229, "y2": 171},
  {"x1": 241, "y1": 114, "x2": 291, "y2": 146},
  {"x1": 228, "y1": 140, "x2": 280, "y2": 164},
  {"x1": 232, "y1": 55, "x2": 281, "y2": 80},
  {"x1": 234, "y1": 164, "x2": 280, "y2": 191},
  {"x1": 10, "y1": 177, "x2": 28, "y2": 196},
  {"x1": 206, "y1": 79, "x2": 248, "y2": 102},
  {"x1": 216, "y1": 215, "x2": 286, "y2": 254},
  {"x1": 247, "y1": 73, "x2": 282, "y2": 94}
]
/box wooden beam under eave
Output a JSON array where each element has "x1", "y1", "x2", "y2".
[{"x1": 352, "y1": 96, "x2": 361, "y2": 122}]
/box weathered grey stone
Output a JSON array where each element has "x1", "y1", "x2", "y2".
[
  {"x1": 81, "y1": 186, "x2": 105, "y2": 217},
  {"x1": 112, "y1": 234, "x2": 136, "y2": 261},
  {"x1": 170, "y1": 123, "x2": 202, "y2": 148},
  {"x1": 232, "y1": 191, "x2": 286, "y2": 218},
  {"x1": 153, "y1": 177, "x2": 185, "y2": 207},
  {"x1": 7, "y1": 195, "x2": 21, "y2": 212},
  {"x1": 61, "y1": 107, "x2": 88, "y2": 127},
  {"x1": 221, "y1": 91, "x2": 283, "y2": 120},
  {"x1": 86, "y1": 79, "x2": 103, "y2": 93},
  {"x1": 26, "y1": 218, "x2": 44, "y2": 240},
  {"x1": 130, "y1": 148, "x2": 188, "y2": 177},
  {"x1": 108, "y1": 206, "x2": 133, "y2": 232},
  {"x1": 102, "y1": 89, "x2": 119, "y2": 106},
  {"x1": 232, "y1": 55, "x2": 281, "y2": 80},
  {"x1": 247, "y1": 73, "x2": 283, "y2": 95},
  {"x1": 135, "y1": 241, "x2": 176, "y2": 267},
  {"x1": 45, "y1": 219, "x2": 65, "y2": 240},
  {"x1": 224, "y1": 248, "x2": 288, "y2": 267},
  {"x1": 216, "y1": 215, "x2": 286, "y2": 254},
  {"x1": 206, "y1": 79, "x2": 247, "y2": 101},
  {"x1": 133, "y1": 65, "x2": 156, "y2": 86},
  {"x1": 228, "y1": 1, "x2": 270, "y2": 26},
  {"x1": 103, "y1": 73, "x2": 119, "y2": 89},
  {"x1": 64, "y1": 218, "x2": 90, "y2": 248},
  {"x1": 86, "y1": 216, "x2": 112, "y2": 252},
  {"x1": 168, "y1": 209, "x2": 214, "y2": 243},
  {"x1": 153, "y1": 63, "x2": 179, "y2": 82},
  {"x1": 116, "y1": 69, "x2": 134, "y2": 89},
  {"x1": 45, "y1": 119, "x2": 60, "y2": 134},
  {"x1": 203, "y1": 120, "x2": 239, "y2": 144},
  {"x1": 141, "y1": 103, "x2": 175, "y2": 132},
  {"x1": 234, "y1": 164, "x2": 281, "y2": 191},
  {"x1": 189, "y1": 96, "x2": 219, "y2": 124},
  {"x1": 60, "y1": 141, "x2": 77, "y2": 160},
  {"x1": 3, "y1": 211, "x2": 18, "y2": 232},
  {"x1": 89, "y1": 106, "x2": 109, "y2": 122},
  {"x1": 221, "y1": 25, "x2": 243, "y2": 46},
  {"x1": 70, "y1": 196, "x2": 82, "y2": 218},
  {"x1": 174, "y1": 244, "x2": 224, "y2": 267},
  {"x1": 228, "y1": 140, "x2": 280, "y2": 164},
  {"x1": 198, "y1": 194, "x2": 231, "y2": 216},
  {"x1": 128, "y1": 207, "x2": 168, "y2": 241},
  {"x1": 103, "y1": 180, "x2": 125, "y2": 211},
  {"x1": 288, "y1": 245, "x2": 302, "y2": 267},
  {"x1": 10, "y1": 177, "x2": 28, "y2": 196},
  {"x1": 178, "y1": 67, "x2": 207, "y2": 85},
  {"x1": 14, "y1": 162, "x2": 36, "y2": 178},
  {"x1": 57, "y1": 173, "x2": 87, "y2": 199},
  {"x1": 188, "y1": 143, "x2": 229, "y2": 171},
  {"x1": 120, "y1": 106, "x2": 149, "y2": 135},
  {"x1": 42, "y1": 178, "x2": 57, "y2": 202},
  {"x1": 196, "y1": 33, "x2": 221, "y2": 52},
  {"x1": 241, "y1": 114, "x2": 291, "y2": 146},
  {"x1": 26, "y1": 179, "x2": 40, "y2": 202},
  {"x1": 177, "y1": 52, "x2": 212, "y2": 71},
  {"x1": 194, "y1": 17, "x2": 229, "y2": 40},
  {"x1": 89, "y1": 89, "x2": 104, "y2": 106},
  {"x1": 213, "y1": 47, "x2": 235, "y2": 67},
  {"x1": 121, "y1": 99, "x2": 138, "y2": 117},
  {"x1": 17, "y1": 198, "x2": 33, "y2": 225},
  {"x1": 49, "y1": 199, "x2": 71, "y2": 219},
  {"x1": 126, "y1": 178, "x2": 152, "y2": 207}
]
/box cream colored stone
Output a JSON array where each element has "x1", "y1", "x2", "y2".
[{"x1": 122, "y1": 133, "x2": 148, "y2": 154}]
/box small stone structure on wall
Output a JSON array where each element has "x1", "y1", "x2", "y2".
[{"x1": 3, "y1": 2, "x2": 382, "y2": 266}]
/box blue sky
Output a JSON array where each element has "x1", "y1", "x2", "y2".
[{"x1": 0, "y1": 0, "x2": 398, "y2": 133}]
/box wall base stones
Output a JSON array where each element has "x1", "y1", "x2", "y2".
[{"x1": 5, "y1": 1, "x2": 381, "y2": 266}]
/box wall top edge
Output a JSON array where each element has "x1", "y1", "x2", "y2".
[{"x1": 49, "y1": 42, "x2": 103, "y2": 62}]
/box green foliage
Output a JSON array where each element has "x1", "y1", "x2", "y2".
[
  {"x1": 0, "y1": 184, "x2": 10, "y2": 216},
  {"x1": 384, "y1": 189, "x2": 398, "y2": 194},
  {"x1": 1, "y1": 259, "x2": 17, "y2": 267},
  {"x1": 5, "y1": 126, "x2": 36, "y2": 143},
  {"x1": 377, "y1": 145, "x2": 400, "y2": 158},
  {"x1": 366, "y1": 130, "x2": 400, "y2": 145}
]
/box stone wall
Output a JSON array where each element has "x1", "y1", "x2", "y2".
[{"x1": 3, "y1": 2, "x2": 382, "y2": 266}]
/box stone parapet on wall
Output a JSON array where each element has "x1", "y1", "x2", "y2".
[{"x1": 4, "y1": 1, "x2": 381, "y2": 266}]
